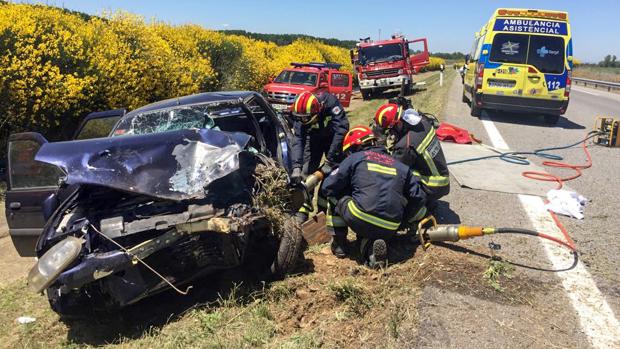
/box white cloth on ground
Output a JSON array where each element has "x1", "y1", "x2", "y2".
[{"x1": 545, "y1": 189, "x2": 588, "y2": 220}]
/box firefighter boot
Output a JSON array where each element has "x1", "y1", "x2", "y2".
[
  {"x1": 366, "y1": 239, "x2": 387, "y2": 269},
  {"x1": 330, "y1": 234, "x2": 348, "y2": 258}
]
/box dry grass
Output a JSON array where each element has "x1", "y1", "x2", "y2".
[
  {"x1": 573, "y1": 66, "x2": 620, "y2": 83},
  {"x1": 0, "y1": 240, "x2": 546, "y2": 348}
]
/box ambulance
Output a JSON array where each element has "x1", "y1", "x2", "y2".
[{"x1": 462, "y1": 8, "x2": 573, "y2": 124}]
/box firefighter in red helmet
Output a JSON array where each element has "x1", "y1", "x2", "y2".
[
  {"x1": 374, "y1": 103, "x2": 450, "y2": 209},
  {"x1": 321, "y1": 125, "x2": 427, "y2": 268}
]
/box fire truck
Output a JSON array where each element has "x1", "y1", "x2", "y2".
[
  {"x1": 351, "y1": 35, "x2": 430, "y2": 100},
  {"x1": 262, "y1": 62, "x2": 353, "y2": 111}
]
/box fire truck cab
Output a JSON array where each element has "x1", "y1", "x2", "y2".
[
  {"x1": 351, "y1": 35, "x2": 430, "y2": 100},
  {"x1": 262, "y1": 62, "x2": 353, "y2": 111}
]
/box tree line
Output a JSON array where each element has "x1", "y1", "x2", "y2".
[{"x1": 220, "y1": 30, "x2": 357, "y2": 49}]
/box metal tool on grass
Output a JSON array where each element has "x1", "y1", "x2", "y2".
[{"x1": 417, "y1": 215, "x2": 576, "y2": 252}]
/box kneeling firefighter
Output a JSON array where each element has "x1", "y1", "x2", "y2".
[
  {"x1": 374, "y1": 103, "x2": 450, "y2": 207},
  {"x1": 321, "y1": 126, "x2": 427, "y2": 268},
  {"x1": 289, "y1": 91, "x2": 349, "y2": 222}
]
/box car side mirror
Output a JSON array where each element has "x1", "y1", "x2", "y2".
[
  {"x1": 320, "y1": 82, "x2": 328, "y2": 89},
  {"x1": 268, "y1": 77, "x2": 274, "y2": 83}
]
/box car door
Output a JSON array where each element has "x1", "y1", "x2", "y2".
[
  {"x1": 327, "y1": 71, "x2": 353, "y2": 107},
  {"x1": 5, "y1": 133, "x2": 64, "y2": 256},
  {"x1": 5, "y1": 109, "x2": 124, "y2": 256},
  {"x1": 73, "y1": 109, "x2": 126, "y2": 139},
  {"x1": 407, "y1": 38, "x2": 430, "y2": 72}
]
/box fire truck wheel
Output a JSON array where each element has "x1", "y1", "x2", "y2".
[{"x1": 361, "y1": 89, "x2": 372, "y2": 100}]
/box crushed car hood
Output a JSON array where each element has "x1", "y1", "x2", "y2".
[{"x1": 36, "y1": 128, "x2": 251, "y2": 201}]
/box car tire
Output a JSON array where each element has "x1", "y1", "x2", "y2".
[
  {"x1": 269, "y1": 216, "x2": 304, "y2": 278},
  {"x1": 470, "y1": 96, "x2": 482, "y2": 117},
  {"x1": 361, "y1": 90, "x2": 372, "y2": 100},
  {"x1": 544, "y1": 114, "x2": 560, "y2": 125}
]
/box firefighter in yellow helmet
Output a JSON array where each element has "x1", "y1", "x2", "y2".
[{"x1": 289, "y1": 91, "x2": 349, "y2": 223}]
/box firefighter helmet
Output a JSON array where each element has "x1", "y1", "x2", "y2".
[
  {"x1": 374, "y1": 103, "x2": 402, "y2": 129},
  {"x1": 291, "y1": 91, "x2": 321, "y2": 125},
  {"x1": 343, "y1": 125, "x2": 376, "y2": 152}
]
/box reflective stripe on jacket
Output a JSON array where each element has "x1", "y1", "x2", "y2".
[
  {"x1": 321, "y1": 146, "x2": 426, "y2": 230},
  {"x1": 392, "y1": 117, "x2": 450, "y2": 188}
]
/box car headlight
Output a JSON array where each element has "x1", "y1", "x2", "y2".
[{"x1": 28, "y1": 236, "x2": 83, "y2": 293}]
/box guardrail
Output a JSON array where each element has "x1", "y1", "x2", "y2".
[{"x1": 572, "y1": 77, "x2": 620, "y2": 92}]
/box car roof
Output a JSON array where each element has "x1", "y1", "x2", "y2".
[{"x1": 125, "y1": 91, "x2": 258, "y2": 116}]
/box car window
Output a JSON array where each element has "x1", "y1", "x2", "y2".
[
  {"x1": 527, "y1": 35, "x2": 565, "y2": 74},
  {"x1": 274, "y1": 71, "x2": 317, "y2": 86},
  {"x1": 358, "y1": 43, "x2": 403, "y2": 64},
  {"x1": 490, "y1": 33, "x2": 529, "y2": 65},
  {"x1": 473, "y1": 34, "x2": 486, "y2": 60},
  {"x1": 113, "y1": 105, "x2": 216, "y2": 136},
  {"x1": 75, "y1": 116, "x2": 121, "y2": 140},
  {"x1": 330, "y1": 73, "x2": 349, "y2": 87},
  {"x1": 9, "y1": 140, "x2": 63, "y2": 189}
]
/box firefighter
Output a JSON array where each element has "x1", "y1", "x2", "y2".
[
  {"x1": 321, "y1": 126, "x2": 427, "y2": 268},
  {"x1": 289, "y1": 91, "x2": 349, "y2": 222},
  {"x1": 374, "y1": 103, "x2": 450, "y2": 208}
]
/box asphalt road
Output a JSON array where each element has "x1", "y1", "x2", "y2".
[{"x1": 415, "y1": 75, "x2": 620, "y2": 348}]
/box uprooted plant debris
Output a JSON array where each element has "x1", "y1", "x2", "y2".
[{"x1": 252, "y1": 156, "x2": 295, "y2": 236}]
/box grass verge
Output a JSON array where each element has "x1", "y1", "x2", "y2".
[
  {"x1": 573, "y1": 66, "x2": 620, "y2": 83},
  {"x1": 346, "y1": 69, "x2": 457, "y2": 127}
]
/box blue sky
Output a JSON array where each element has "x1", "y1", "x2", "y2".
[{"x1": 19, "y1": 0, "x2": 619, "y2": 62}]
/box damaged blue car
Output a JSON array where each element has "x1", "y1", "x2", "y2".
[{"x1": 4, "y1": 91, "x2": 304, "y2": 316}]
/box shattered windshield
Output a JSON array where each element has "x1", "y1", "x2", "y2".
[
  {"x1": 112, "y1": 104, "x2": 216, "y2": 137},
  {"x1": 359, "y1": 43, "x2": 403, "y2": 64},
  {"x1": 274, "y1": 70, "x2": 318, "y2": 86}
]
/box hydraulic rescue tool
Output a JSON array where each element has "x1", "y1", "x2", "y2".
[{"x1": 417, "y1": 216, "x2": 576, "y2": 252}]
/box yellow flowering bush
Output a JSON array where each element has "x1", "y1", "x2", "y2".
[
  {"x1": 0, "y1": 2, "x2": 353, "y2": 142},
  {"x1": 424, "y1": 56, "x2": 447, "y2": 71}
]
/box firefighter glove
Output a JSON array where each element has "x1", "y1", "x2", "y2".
[{"x1": 290, "y1": 167, "x2": 302, "y2": 185}]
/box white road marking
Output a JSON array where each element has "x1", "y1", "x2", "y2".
[
  {"x1": 480, "y1": 113, "x2": 620, "y2": 349},
  {"x1": 573, "y1": 88, "x2": 600, "y2": 96}
]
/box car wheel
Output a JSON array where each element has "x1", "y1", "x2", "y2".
[
  {"x1": 269, "y1": 216, "x2": 304, "y2": 278},
  {"x1": 470, "y1": 96, "x2": 482, "y2": 117},
  {"x1": 361, "y1": 90, "x2": 371, "y2": 100},
  {"x1": 544, "y1": 114, "x2": 560, "y2": 125}
]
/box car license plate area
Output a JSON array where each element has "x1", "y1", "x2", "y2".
[{"x1": 487, "y1": 79, "x2": 516, "y2": 88}]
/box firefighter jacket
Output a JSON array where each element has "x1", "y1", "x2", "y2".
[
  {"x1": 291, "y1": 93, "x2": 349, "y2": 169},
  {"x1": 321, "y1": 146, "x2": 427, "y2": 231},
  {"x1": 391, "y1": 117, "x2": 450, "y2": 196}
]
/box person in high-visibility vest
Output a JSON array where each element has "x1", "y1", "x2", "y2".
[
  {"x1": 374, "y1": 103, "x2": 450, "y2": 209},
  {"x1": 321, "y1": 126, "x2": 427, "y2": 268}
]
